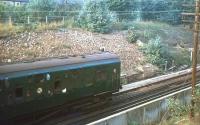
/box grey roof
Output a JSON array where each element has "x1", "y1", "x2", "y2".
[{"x1": 0, "y1": 52, "x2": 119, "y2": 75}]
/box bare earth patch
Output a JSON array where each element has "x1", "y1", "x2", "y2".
[{"x1": 0, "y1": 29, "x2": 147, "y2": 76}]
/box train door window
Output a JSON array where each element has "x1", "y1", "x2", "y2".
[
  {"x1": 96, "y1": 70, "x2": 107, "y2": 81},
  {"x1": 15, "y1": 87, "x2": 23, "y2": 98}
]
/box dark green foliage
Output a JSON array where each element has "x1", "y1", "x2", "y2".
[
  {"x1": 0, "y1": 4, "x2": 6, "y2": 20},
  {"x1": 0, "y1": 4, "x2": 27, "y2": 24},
  {"x1": 107, "y1": 0, "x2": 190, "y2": 24},
  {"x1": 77, "y1": 0, "x2": 113, "y2": 33},
  {"x1": 27, "y1": 0, "x2": 56, "y2": 22},
  {"x1": 107, "y1": 0, "x2": 135, "y2": 21},
  {"x1": 141, "y1": 0, "x2": 185, "y2": 24},
  {"x1": 28, "y1": 0, "x2": 56, "y2": 12}
]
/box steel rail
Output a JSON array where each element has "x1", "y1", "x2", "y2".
[
  {"x1": 55, "y1": 81, "x2": 196, "y2": 125},
  {"x1": 39, "y1": 67, "x2": 200, "y2": 125}
]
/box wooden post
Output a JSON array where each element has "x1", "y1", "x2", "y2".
[{"x1": 191, "y1": 0, "x2": 200, "y2": 119}]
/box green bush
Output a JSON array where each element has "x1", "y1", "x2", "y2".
[
  {"x1": 126, "y1": 27, "x2": 139, "y2": 43},
  {"x1": 77, "y1": 0, "x2": 113, "y2": 33},
  {"x1": 141, "y1": 36, "x2": 171, "y2": 67},
  {"x1": 168, "y1": 97, "x2": 190, "y2": 120}
]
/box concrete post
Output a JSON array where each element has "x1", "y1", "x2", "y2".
[
  {"x1": 27, "y1": 16, "x2": 30, "y2": 24},
  {"x1": 46, "y1": 16, "x2": 48, "y2": 24}
]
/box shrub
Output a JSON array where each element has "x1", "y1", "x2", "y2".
[
  {"x1": 141, "y1": 36, "x2": 171, "y2": 67},
  {"x1": 77, "y1": 0, "x2": 113, "y2": 33},
  {"x1": 126, "y1": 27, "x2": 139, "y2": 43},
  {"x1": 168, "y1": 97, "x2": 190, "y2": 119}
]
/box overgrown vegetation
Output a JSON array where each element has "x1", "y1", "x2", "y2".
[
  {"x1": 77, "y1": 0, "x2": 114, "y2": 33},
  {"x1": 141, "y1": 36, "x2": 171, "y2": 68},
  {"x1": 126, "y1": 27, "x2": 139, "y2": 43},
  {"x1": 0, "y1": 0, "x2": 81, "y2": 36},
  {"x1": 168, "y1": 98, "x2": 190, "y2": 120},
  {"x1": 162, "y1": 87, "x2": 200, "y2": 125}
]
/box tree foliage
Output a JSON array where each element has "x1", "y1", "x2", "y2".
[
  {"x1": 142, "y1": 36, "x2": 171, "y2": 67},
  {"x1": 77, "y1": 0, "x2": 113, "y2": 33},
  {"x1": 0, "y1": 3, "x2": 27, "y2": 23},
  {"x1": 107, "y1": 0, "x2": 135, "y2": 21}
]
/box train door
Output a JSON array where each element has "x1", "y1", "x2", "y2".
[
  {"x1": 111, "y1": 64, "x2": 121, "y2": 91},
  {"x1": 95, "y1": 67, "x2": 108, "y2": 93}
]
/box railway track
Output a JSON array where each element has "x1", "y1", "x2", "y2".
[
  {"x1": 52, "y1": 82, "x2": 195, "y2": 125},
  {"x1": 17, "y1": 67, "x2": 200, "y2": 125}
]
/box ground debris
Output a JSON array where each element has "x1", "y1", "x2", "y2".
[{"x1": 0, "y1": 29, "x2": 145, "y2": 76}]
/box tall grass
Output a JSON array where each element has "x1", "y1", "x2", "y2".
[{"x1": 0, "y1": 19, "x2": 77, "y2": 37}]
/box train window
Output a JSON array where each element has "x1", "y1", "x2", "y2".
[
  {"x1": 54, "y1": 80, "x2": 61, "y2": 91},
  {"x1": 96, "y1": 70, "x2": 107, "y2": 81},
  {"x1": 15, "y1": 87, "x2": 23, "y2": 98}
]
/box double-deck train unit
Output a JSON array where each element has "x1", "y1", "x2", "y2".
[{"x1": 0, "y1": 52, "x2": 121, "y2": 121}]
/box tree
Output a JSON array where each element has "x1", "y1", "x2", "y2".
[
  {"x1": 27, "y1": 0, "x2": 56, "y2": 21},
  {"x1": 0, "y1": 4, "x2": 6, "y2": 20},
  {"x1": 107, "y1": 0, "x2": 135, "y2": 21},
  {"x1": 78, "y1": 0, "x2": 113, "y2": 33}
]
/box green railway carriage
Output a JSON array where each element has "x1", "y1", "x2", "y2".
[{"x1": 0, "y1": 52, "x2": 121, "y2": 120}]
